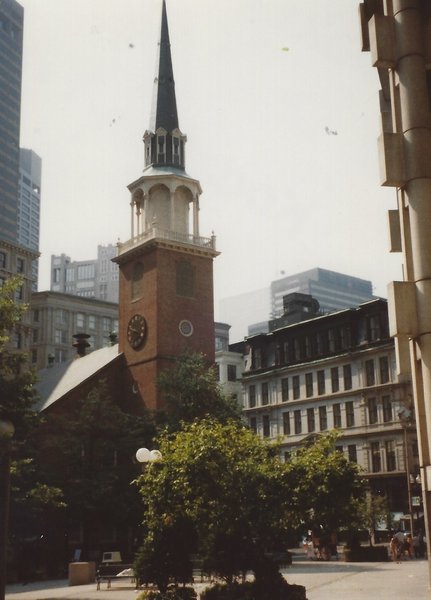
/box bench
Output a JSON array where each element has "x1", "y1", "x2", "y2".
[{"x1": 96, "y1": 564, "x2": 135, "y2": 590}]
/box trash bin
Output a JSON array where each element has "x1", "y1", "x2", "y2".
[{"x1": 68, "y1": 561, "x2": 96, "y2": 585}]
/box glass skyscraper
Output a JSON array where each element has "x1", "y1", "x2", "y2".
[{"x1": 0, "y1": 0, "x2": 24, "y2": 244}]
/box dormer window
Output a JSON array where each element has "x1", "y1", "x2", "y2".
[
  {"x1": 157, "y1": 134, "x2": 166, "y2": 163},
  {"x1": 145, "y1": 139, "x2": 151, "y2": 164}
]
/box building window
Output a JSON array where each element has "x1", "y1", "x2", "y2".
[
  {"x1": 0, "y1": 252, "x2": 7, "y2": 268},
  {"x1": 319, "y1": 406, "x2": 328, "y2": 431},
  {"x1": 132, "y1": 261, "x2": 145, "y2": 300},
  {"x1": 262, "y1": 415, "x2": 270, "y2": 437},
  {"x1": 346, "y1": 401, "x2": 355, "y2": 427},
  {"x1": 16, "y1": 257, "x2": 25, "y2": 273},
  {"x1": 77, "y1": 264, "x2": 95, "y2": 280},
  {"x1": 157, "y1": 134, "x2": 166, "y2": 162},
  {"x1": 365, "y1": 359, "x2": 375, "y2": 386},
  {"x1": 379, "y1": 356, "x2": 390, "y2": 384},
  {"x1": 249, "y1": 417, "x2": 257, "y2": 433},
  {"x1": 214, "y1": 364, "x2": 220, "y2": 380},
  {"x1": 371, "y1": 441, "x2": 381, "y2": 472},
  {"x1": 331, "y1": 367, "x2": 339, "y2": 393},
  {"x1": 33, "y1": 309, "x2": 39, "y2": 322},
  {"x1": 343, "y1": 364, "x2": 352, "y2": 390},
  {"x1": 281, "y1": 378, "x2": 289, "y2": 402},
  {"x1": 253, "y1": 348, "x2": 262, "y2": 370},
  {"x1": 382, "y1": 395, "x2": 392, "y2": 422},
  {"x1": 15, "y1": 285, "x2": 24, "y2": 301},
  {"x1": 261, "y1": 382, "x2": 269, "y2": 405},
  {"x1": 386, "y1": 440, "x2": 396, "y2": 471},
  {"x1": 176, "y1": 260, "x2": 195, "y2": 298},
  {"x1": 307, "y1": 408, "x2": 315, "y2": 433},
  {"x1": 76, "y1": 313, "x2": 85, "y2": 328},
  {"x1": 56, "y1": 309, "x2": 68, "y2": 325},
  {"x1": 282, "y1": 412, "x2": 290, "y2": 435},
  {"x1": 333, "y1": 403, "x2": 342, "y2": 428},
  {"x1": 294, "y1": 409, "x2": 302, "y2": 434},
  {"x1": 317, "y1": 370, "x2": 325, "y2": 395},
  {"x1": 31, "y1": 349, "x2": 37, "y2": 364},
  {"x1": 227, "y1": 364, "x2": 237, "y2": 382},
  {"x1": 249, "y1": 385, "x2": 256, "y2": 408},
  {"x1": 88, "y1": 315, "x2": 96, "y2": 329},
  {"x1": 305, "y1": 372, "x2": 313, "y2": 397},
  {"x1": 368, "y1": 315, "x2": 381, "y2": 341},
  {"x1": 292, "y1": 375, "x2": 300, "y2": 400},
  {"x1": 368, "y1": 397, "x2": 378, "y2": 424},
  {"x1": 348, "y1": 444, "x2": 357, "y2": 463},
  {"x1": 32, "y1": 328, "x2": 38, "y2": 343},
  {"x1": 53, "y1": 267, "x2": 61, "y2": 283},
  {"x1": 54, "y1": 329, "x2": 68, "y2": 345},
  {"x1": 102, "y1": 317, "x2": 111, "y2": 332},
  {"x1": 55, "y1": 348, "x2": 68, "y2": 363}
]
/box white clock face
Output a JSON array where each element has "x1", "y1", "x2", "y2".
[{"x1": 179, "y1": 319, "x2": 193, "y2": 337}]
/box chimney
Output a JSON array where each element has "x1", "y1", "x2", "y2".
[{"x1": 72, "y1": 333, "x2": 91, "y2": 357}]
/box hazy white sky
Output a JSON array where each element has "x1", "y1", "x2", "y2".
[{"x1": 18, "y1": 0, "x2": 402, "y2": 320}]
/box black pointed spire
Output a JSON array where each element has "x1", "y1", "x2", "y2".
[
  {"x1": 144, "y1": 0, "x2": 186, "y2": 170},
  {"x1": 152, "y1": 0, "x2": 178, "y2": 131}
]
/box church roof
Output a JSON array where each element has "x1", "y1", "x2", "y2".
[
  {"x1": 35, "y1": 345, "x2": 122, "y2": 412},
  {"x1": 149, "y1": 0, "x2": 179, "y2": 133}
]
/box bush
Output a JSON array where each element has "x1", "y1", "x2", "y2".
[
  {"x1": 200, "y1": 580, "x2": 307, "y2": 600},
  {"x1": 137, "y1": 587, "x2": 197, "y2": 600}
]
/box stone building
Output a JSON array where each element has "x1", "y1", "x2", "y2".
[{"x1": 242, "y1": 295, "x2": 417, "y2": 518}]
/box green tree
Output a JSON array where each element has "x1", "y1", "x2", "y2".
[
  {"x1": 286, "y1": 432, "x2": 366, "y2": 540},
  {"x1": 135, "y1": 419, "x2": 292, "y2": 591},
  {"x1": 36, "y1": 378, "x2": 156, "y2": 563},
  {"x1": 157, "y1": 352, "x2": 242, "y2": 429}
]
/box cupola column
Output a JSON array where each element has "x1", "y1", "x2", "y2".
[{"x1": 193, "y1": 194, "x2": 200, "y2": 237}]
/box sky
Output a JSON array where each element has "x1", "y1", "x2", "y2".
[{"x1": 18, "y1": 0, "x2": 402, "y2": 323}]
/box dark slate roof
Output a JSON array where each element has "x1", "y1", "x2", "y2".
[
  {"x1": 149, "y1": 0, "x2": 179, "y2": 133},
  {"x1": 35, "y1": 345, "x2": 122, "y2": 412}
]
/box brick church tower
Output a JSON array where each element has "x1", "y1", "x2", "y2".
[{"x1": 114, "y1": 0, "x2": 219, "y2": 411}]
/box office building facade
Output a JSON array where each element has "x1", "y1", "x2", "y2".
[
  {"x1": 30, "y1": 291, "x2": 119, "y2": 370},
  {"x1": 18, "y1": 148, "x2": 41, "y2": 289},
  {"x1": 0, "y1": 0, "x2": 23, "y2": 244},
  {"x1": 51, "y1": 245, "x2": 119, "y2": 303}
]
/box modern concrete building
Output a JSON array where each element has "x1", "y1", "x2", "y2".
[
  {"x1": 270, "y1": 268, "x2": 374, "y2": 318},
  {"x1": 18, "y1": 149, "x2": 41, "y2": 290},
  {"x1": 50, "y1": 245, "x2": 119, "y2": 303},
  {"x1": 30, "y1": 291, "x2": 119, "y2": 370},
  {"x1": 360, "y1": 0, "x2": 431, "y2": 574},
  {"x1": 241, "y1": 295, "x2": 417, "y2": 521},
  {"x1": 0, "y1": 0, "x2": 23, "y2": 245},
  {"x1": 219, "y1": 268, "x2": 375, "y2": 342}
]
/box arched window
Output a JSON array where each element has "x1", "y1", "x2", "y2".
[
  {"x1": 132, "y1": 262, "x2": 144, "y2": 300},
  {"x1": 176, "y1": 260, "x2": 195, "y2": 297}
]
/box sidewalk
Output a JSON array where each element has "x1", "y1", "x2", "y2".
[{"x1": 5, "y1": 554, "x2": 431, "y2": 600}]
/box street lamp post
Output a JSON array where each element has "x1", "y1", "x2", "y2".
[
  {"x1": 136, "y1": 448, "x2": 162, "y2": 468},
  {"x1": 0, "y1": 420, "x2": 15, "y2": 600}
]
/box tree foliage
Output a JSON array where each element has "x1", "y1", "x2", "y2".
[
  {"x1": 135, "y1": 419, "x2": 293, "y2": 588},
  {"x1": 157, "y1": 352, "x2": 242, "y2": 429},
  {"x1": 285, "y1": 432, "x2": 366, "y2": 536},
  {"x1": 0, "y1": 276, "x2": 38, "y2": 433},
  {"x1": 35, "y1": 378, "x2": 156, "y2": 563}
]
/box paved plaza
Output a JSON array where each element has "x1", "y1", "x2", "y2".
[{"x1": 5, "y1": 554, "x2": 431, "y2": 600}]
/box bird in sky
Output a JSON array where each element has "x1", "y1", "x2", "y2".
[{"x1": 324, "y1": 126, "x2": 338, "y2": 136}]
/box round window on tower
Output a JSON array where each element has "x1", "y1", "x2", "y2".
[{"x1": 179, "y1": 319, "x2": 193, "y2": 337}]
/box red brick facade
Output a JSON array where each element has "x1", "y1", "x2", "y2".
[{"x1": 117, "y1": 241, "x2": 215, "y2": 410}]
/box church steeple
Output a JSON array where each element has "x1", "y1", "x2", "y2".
[{"x1": 144, "y1": 0, "x2": 186, "y2": 171}]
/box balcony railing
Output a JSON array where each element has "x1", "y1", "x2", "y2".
[{"x1": 117, "y1": 227, "x2": 216, "y2": 255}]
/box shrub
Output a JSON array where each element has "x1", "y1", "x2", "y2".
[
  {"x1": 200, "y1": 579, "x2": 307, "y2": 600},
  {"x1": 140, "y1": 588, "x2": 197, "y2": 600}
]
